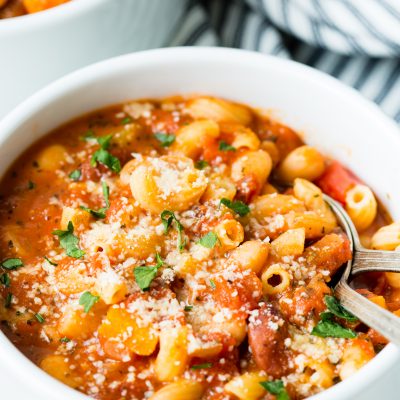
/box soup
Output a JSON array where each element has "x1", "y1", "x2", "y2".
[{"x1": 0, "y1": 96, "x2": 399, "y2": 400}]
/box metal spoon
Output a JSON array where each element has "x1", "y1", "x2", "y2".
[{"x1": 323, "y1": 194, "x2": 400, "y2": 346}]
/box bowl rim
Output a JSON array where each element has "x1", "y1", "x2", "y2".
[
  {"x1": 0, "y1": 0, "x2": 107, "y2": 33},
  {"x1": 0, "y1": 46, "x2": 399, "y2": 400}
]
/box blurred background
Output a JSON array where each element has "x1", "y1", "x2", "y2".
[{"x1": 1, "y1": 0, "x2": 400, "y2": 122}]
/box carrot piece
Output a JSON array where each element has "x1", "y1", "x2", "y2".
[{"x1": 315, "y1": 161, "x2": 359, "y2": 204}]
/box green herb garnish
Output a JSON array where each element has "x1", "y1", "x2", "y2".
[
  {"x1": 28, "y1": 180, "x2": 36, "y2": 190},
  {"x1": 218, "y1": 141, "x2": 236, "y2": 152},
  {"x1": 0, "y1": 273, "x2": 10, "y2": 287},
  {"x1": 4, "y1": 293, "x2": 12, "y2": 308},
  {"x1": 60, "y1": 337, "x2": 71, "y2": 343},
  {"x1": 190, "y1": 362, "x2": 213, "y2": 370},
  {"x1": 35, "y1": 313, "x2": 45, "y2": 324},
  {"x1": 44, "y1": 256, "x2": 58, "y2": 267},
  {"x1": 1, "y1": 258, "x2": 23, "y2": 270},
  {"x1": 209, "y1": 279, "x2": 216, "y2": 289},
  {"x1": 194, "y1": 160, "x2": 209, "y2": 170},
  {"x1": 121, "y1": 117, "x2": 132, "y2": 125},
  {"x1": 312, "y1": 312, "x2": 357, "y2": 339},
  {"x1": 324, "y1": 295, "x2": 358, "y2": 322},
  {"x1": 81, "y1": 130, "x2": 95, "y2": 141},
  {"x1": 198, "y1": 232, "x2": 219, "y2": 248},
  {"x1": 220, "y1": 198, "x2": 250, "y2": 217},
  {"x1": 161, "y1": 210, "x2": 186, "y2": 251},
  {"x1": 184, "y1": 305, "x2": 193, "y2": 311},
  {"x1": 69, "y1": 169, "x2": 81, "y2": 181},
  {"x1": 52, "y1": 221, "x2": 85, "y2": 259},
  {"x1": 80, "y1": 181, "x2": 110, "y2": 219},
  {"x1": 91, "y1": 134, "x2": 121, "y2": 173},
  {"x1": 260, "y1": 380, "x2": 290, "y2": 400},
  {"x1": 154, "y1": 133, "x2": 176, "y2": 147},
  {"x1": 79, "y1": 291, "x2": 100, "y2": 313},
  {"x1": 134, "y1": 253, "x2": 164, "y2": 291}
]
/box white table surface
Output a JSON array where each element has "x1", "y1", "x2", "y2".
[{"x1": 0, "y1": 355, "x2": 399, "y2": 399}]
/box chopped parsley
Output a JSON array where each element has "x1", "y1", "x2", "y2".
[
  {"x1": 80, "y1": 181, "x2": 110, "y2": 219},
  {"x1": 0, "y1": 273, "x2": 10, "y2": 287},
  {"x1": 190, "y1": 362, "x2": 213, "y2": 370},
  {"x1": 52, "y1": 221, "x2": 85, "y2": 259},
  {"x1": 60, "y1": 337, "x2": 71, "y2": 343},
  {"x1": 27, "y1": 180, "x2": 36, "y2": 190},
  {"x1": 184, "y1": 305, "x2": 193, "y2": 311},
  {"x1": 198, "y1": 232, "x2": 219, "y2": 248},
  {"x1": 311, "y1": 312, "x2": 356, "y2": 339},
  {"x1": 79, "y1": 291, "x2": 100, "y2": 313},
  {"x1": 260, "y1": 380, "x2": 290, "y2": 400},
  {"x1": 121, "y1": 116, "x2": 132, "y2": 125},
  {"x1": 44, "y1": 256, "x2": 58, "y2": 267},
  {"x1": 161, "y1": 210, "x2": 186, "y2": 251},
  {"x1": 134, "y1": 253, "x2": 164, "y2": 291},
  {"x1": 218, "y1": 141, "x2": 236, "y2": 152},
  {"x1": 209, "y1": 279, "x2": 216, "y2": 289},
  {"x1": 91, "y1": 134, "x2": 121, "y2": 173},
  {"x1": 69, "y1": 169, "x2": 81, "y2": 181},
  {"x1": 194, "y1": 160, "x2": 209, "y2": 170},
  {"x1": 34, "y1": 313, "x2": 45, "y2": 324},
  {"x1": 220, "y1": 198, "x2": 250, "y2": 217},
  {"x1": 1, "y1": 258, "x2": 23, "y2": 270},
  {"x1": 81, "y1": 130, "x2": 95, "y2": 141},
  {"x1": 324, "y1": 295, "x2": 358, "y2": 322},
  {"x1": 5, "y1": 293, "x2": 12, "y2": 308},
  {"x1": 154, "y1": 133, "x2": 176, "y2": 147}
]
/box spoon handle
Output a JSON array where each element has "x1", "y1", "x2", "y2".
[
  {"x1": 335, "y1": 280, "x2": 400, "y2": 347},
  {"x1": 352, "y1": 249, "x2": 400, "y2": 275}
]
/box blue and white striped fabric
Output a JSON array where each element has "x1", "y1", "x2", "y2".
[{"x1": 169, "y1": 0, "x2": 400, "y2": 124}]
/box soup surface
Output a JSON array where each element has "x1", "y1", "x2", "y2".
[
  {"x1": 0, "y1": 0, "x2": 68, "y2": 18},
  {"x1": 0, "y1": 96, "x2": 399, "y2": 400}
]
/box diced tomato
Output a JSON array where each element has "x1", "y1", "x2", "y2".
[{"x1": 315, "y1": 161, "x2": 359, "y2": 204}]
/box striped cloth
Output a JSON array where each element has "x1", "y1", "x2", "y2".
[{"x1": 169, "y1": 0, "x2": 400, "y2": 124}]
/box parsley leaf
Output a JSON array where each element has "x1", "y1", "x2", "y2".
[
  {"x1": 28, "y1": 180, "x2": 36, "y2": 190},
  {"x1": 311, "y1": 313, "x2": 357, "y2": 339},
  {"x1": 209, "y1": 279, "x2": 216, "y2": 289},
  {"x1": 154, "y1": 133, "x2": 176, "y2": 147},
  {"x1": 79, "y1": 291, "x2": 100, "y2": 313},
  {"x1": 191, "y1": 362, "x2": 213, "y2": 370},
  {"x1": 198, "y1": 232, "x2": 219, "y2": 248},
  {"x1": 324, "y1": 295, "x2": 358, "y2": 322},
  {"x1": 134, "y1": 253, "x2": 164, "y2": 291},
  {"x1": 69, "y1": 169, "x2": 81, "y2": 181},
  {"x1": 52, "y1": 221, "x2": 85, "y2": 259},
  {"x1": 0, "y1": 273, "x2": 10, "y2": 287},
  {"x1": 81, "y1": 130, "x2": 95, "y2": 141},
  {"x1": 90, "y1": 134, "x2": 121, "y2": 173},
  {"x1": 44, "y1": 256, "x2": 58, "y2": 266},
  {"x1": 184, "y1": 305, "x2": 193, "y2": 311},
  {"x1": 1, "y1": 258, "x2": 23, "y2": 270},
  {"x1": 121, "y1": 116, "x2": 132, "y2": 125},
  {"x1": 220, "y1": 198, "x2": 250, "y2": 217},
  {"x1": 5, "y1": 293, "x2": 12, "y2": 308},
  {"x1": 60, "y1": 337, "x2": 71, "y2": 343},
  {"x1": 80, "y1": 181, "x2": 110, "y2": 219},
  {"x1": 218, "y1": 141, "x2": 236, "y2": 152},
  {"x1": 195, "y1": 160, "x2": 209, "y2": 170},
  {"x1": 260, "y1": 380, "x2": 290, "y2": 400},
  {"x1": 35, "y1": 313, "x2": 45, "y2": 323},
  {"x1": 160, "y1": 210, "x2": 186, "y2": 251}
]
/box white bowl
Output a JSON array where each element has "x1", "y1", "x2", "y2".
[
  {"x1": 0, "y1": 47, "x2": 399, "y2": 400},
  {"x1": 0, "y1": 0, "x2": 188, "y2": 119}
]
